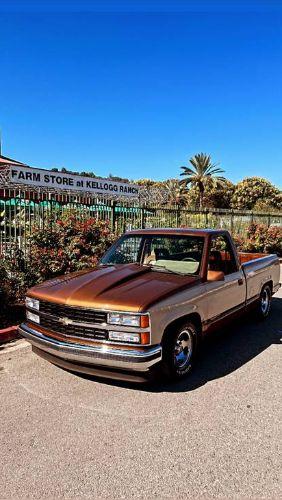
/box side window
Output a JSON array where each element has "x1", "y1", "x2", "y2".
[{"x1": 209, "y1": 235, "x2": 238, "y2": 275}]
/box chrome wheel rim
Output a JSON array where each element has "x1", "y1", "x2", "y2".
[
  {"x1": 261, "y1": 289, "x2": 270, "y2": 315},
  {"x1": 174, "y1": 329, "x2": 193, "y2": 369}
]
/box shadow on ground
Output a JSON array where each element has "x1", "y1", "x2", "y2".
[{"x1": 69, "y1": 297, "x2": 282, "y2": 393}]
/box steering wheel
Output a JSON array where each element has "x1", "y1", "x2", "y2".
[{"x1": 182, "y1": 257, "x2": 197, "y2": 262}]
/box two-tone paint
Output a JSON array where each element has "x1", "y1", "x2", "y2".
[{"x1": 19, "y1": 229, "x2": 280, "y2": 381}]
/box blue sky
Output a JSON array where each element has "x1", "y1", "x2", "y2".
[{"x1": 0, "y1": 1, "x2": 282, "y2": 187}]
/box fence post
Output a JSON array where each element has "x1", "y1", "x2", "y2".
[
  {"x1": 110, "y1": 199, "x2": 117, "y2": 233},
  {"x1": 205, "y1": 208, "x2": 209, "y2": 227},
  {"x1": 140, "y1": 205, "x2": 145, "y2": 229},
  {"x1": 176, "y1": 205, "x2": 180, "y2": 227},
  {"x1": 230, "y1": 209, "x2": 234, "y2": 235}
]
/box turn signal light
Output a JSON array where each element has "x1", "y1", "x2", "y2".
[
  {"x1": 140, "y1": 315, "x2": 150, "y2": 328},
  {"x1": 140, "y1": 332, "x2": 150, "y2": 345}
]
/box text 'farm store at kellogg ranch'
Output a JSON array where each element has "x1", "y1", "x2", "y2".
[
  {"x1": 0, "y1": 154, "x2": 141, "y2": 255},
  {"x1": 0, "y1": 155, "x2": 139, "y2": 199}
]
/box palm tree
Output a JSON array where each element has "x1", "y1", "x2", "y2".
[
  {"x1": 180, "y1": 153, "x2": 226, "y2": 210},
  {"x1": 163, "y1": 179, "x2": 187, "y2": 207}
]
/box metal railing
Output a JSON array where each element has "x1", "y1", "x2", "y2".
[{"x1": 0, "y1": 189, "x2": 281, "y2": 257}]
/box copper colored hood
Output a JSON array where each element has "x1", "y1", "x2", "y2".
[{"x1": 28, "y1": 264, "x2": 200, "y2": 312}]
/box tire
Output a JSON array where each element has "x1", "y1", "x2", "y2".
[
  {"x1": 257, "y1": 284, "x2": 272, "y2": 320},
  {"x1": 161, "y1": 320, "x2": 199, "y2": 381}
]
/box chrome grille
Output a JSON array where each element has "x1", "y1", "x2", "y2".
[
  {"x1": 40, "y1": 315, "x2": 108, "y2": 340},
  {"x1": 39, "y1": 300, "x2": 107, "y2": 324}
]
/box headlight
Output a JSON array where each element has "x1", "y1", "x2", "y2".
[
  {"x1": 26, "y1": 310, "x2": 40, "y2": 324},
  {"x1": 108, "y1": 331, "x2": 141, "y2": 343},
  {"x1": 108, "y1": 312, "x2": 140, "y2": 327},
  {"x1": 107, "y1": 312, "x2": 149, "y2": 328},
  {"x1": 25, "y1": 297, "x2": 40, "y2": 311}
]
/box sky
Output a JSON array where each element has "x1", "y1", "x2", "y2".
[{"x1": 0, "y1": 0, "x2": 282, "y2": 187}]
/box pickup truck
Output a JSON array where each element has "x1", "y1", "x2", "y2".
[{"x1": 19, "y1": 229, "x2": 280, "y2": 383}]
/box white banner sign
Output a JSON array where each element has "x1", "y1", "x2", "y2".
[{"x1": 9, "y1": 165, "x2": 139, "y2": 197}]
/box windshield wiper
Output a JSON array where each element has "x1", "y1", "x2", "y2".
[{"x1": 144, "y1": 264, "x2": 190, "y2": 276}]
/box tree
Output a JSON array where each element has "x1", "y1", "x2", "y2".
[
  {"x1": 231, "y1": 177, "x2": 282, "y2": 211},
  {"x1": 186, "y1": 178, "x2": 235, "y2": 209},
  {"x1": 180, "y1": 153, "x2": 226, "y2": 209},
  {"x1": 136, "y1": 178, "x2": 167, "y2": 205},
  {"x1": 163, "y1": 179, "x2": 188, "y2": 206},
  {"x1": 51, "y1": 167, "x2": 97, "y2": 178},
  {"x1": 108, "y1": 173, "x2": 130, "y2": 183}
]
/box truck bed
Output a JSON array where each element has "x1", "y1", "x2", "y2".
[{"x1": 238, "y1": 252, "x2": 268, "y2": 264}]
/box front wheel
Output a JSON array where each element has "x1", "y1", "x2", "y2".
[
  {"x1": 161, "y1": 321, "x2": 199, "y2": 381},
  {"x1": 257, "y1": 284, "x2": 272, "y2": 320}
]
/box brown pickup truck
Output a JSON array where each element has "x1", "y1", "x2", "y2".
[{"x1": 20, "y1": 228, "x2": 280, "y2": 382}]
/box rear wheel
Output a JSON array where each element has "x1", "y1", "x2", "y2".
[
  {"x1": 257, "y1": 284, "x2": 272, "y2": 319},
  {"x1": 161, "y1": 321, "x2": 199, "y2": 381}
]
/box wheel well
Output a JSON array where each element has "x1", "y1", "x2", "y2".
[
  {"x1": 161, "y1": 313, "x2": 202, "y2": 345},
  {"x1": 262, "y1": 280, "x2": 273, "y2": 293}
]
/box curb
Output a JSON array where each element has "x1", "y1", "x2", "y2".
[{"x1": 0, "y1": 326, "x2": 20, "y2": 344}]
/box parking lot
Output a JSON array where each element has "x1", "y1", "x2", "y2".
[{"x1": 1, "y1": 285, "x2": 281, "y2": 499}]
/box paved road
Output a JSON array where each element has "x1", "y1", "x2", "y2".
[{"x1": 1, "y1": 288, "x2": 281, "y2": 499}]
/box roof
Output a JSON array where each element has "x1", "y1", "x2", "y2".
[
  {"x1": 127, "y1": 228, "x2": 226, "y2": 236},
  {"x1": 0, "y1": 154, "x2": 27, "y2": 166}
]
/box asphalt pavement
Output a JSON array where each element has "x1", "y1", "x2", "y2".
[{"x1": 0, "y1": 284, "x2": 281, "y2": 499}]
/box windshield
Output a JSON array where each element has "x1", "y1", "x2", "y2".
[{"x1": 100, "y1": 234, "x2": 205, "y2": 275}]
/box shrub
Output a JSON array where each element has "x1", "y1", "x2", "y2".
[
  {"x1": 0, "y1": 247, "x2": 37, "y2": 315},
  {"x1": 0, "y1": 215, "x2": 116, "y2": 307},
  {"x1": 186, "y1": 178, "x2": 235, "y2": 209},
  {"x1": 234, "y1": 223, "x2": 282, "y2": 256},
  {"x1": 232, "y1": 177, "x2": 282, "y2": 211},
  {"x1": 28, "y1": 214, "x2": 115, "y2": 281}
]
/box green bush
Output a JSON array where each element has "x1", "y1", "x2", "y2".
[
  {"x1": 0, "y1": 214, "x2": 115, "y2": 305},
  {"x1": 28, "y1": 214, "x2": 115, "y2": 281},
  {"x1": 234, "y1": 223, "x2": 282, "y2": 256},
  {"x1": 186, "y1": 179, "x2": 235, "y2": 209},
  {"x1": 0, "y1": 247, "x2": 37, "y2": 314},
  {"x1": 231, "y1": 177, "x2": 282, "y2": 211}
]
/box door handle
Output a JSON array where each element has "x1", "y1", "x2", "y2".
[{"x1": 238, "y1": 278, "x2": 244, "y2": 286}]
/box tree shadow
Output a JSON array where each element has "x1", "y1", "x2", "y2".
[
  {"x1": 76, "y1": 297, "x2": 281, "y2": 393},
  {"x1": 151, "y1": 296, "x2": 282, "y2": 393}
]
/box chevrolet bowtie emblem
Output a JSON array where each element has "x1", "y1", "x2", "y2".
[{"x1": 59, "y1": 317, "x2": 73, "y2": 326}]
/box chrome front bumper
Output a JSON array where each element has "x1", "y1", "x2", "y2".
[{"x1": 19, "y1": 323, "x2": 162, "y2": 373}]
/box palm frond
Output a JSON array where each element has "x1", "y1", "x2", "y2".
[
  {"x1": 180, "y1": 177, "x2": 194, "y2": 186},
  {"x1": 205, "y1": 163, "x2": 221, "y2": 174},
  {"x1": 216, "y1": 176, "x2": 227, "y2": 183},
  {"x1": 206, "y1": 168, "x2": 225, "y2": 177},
  {"x1": 180, "y1": 166, "x2": 196, "y2": 176}
]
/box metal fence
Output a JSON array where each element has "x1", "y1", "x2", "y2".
[{"x1": 0, "y1": 188, "x2": 281, "y2": 257}]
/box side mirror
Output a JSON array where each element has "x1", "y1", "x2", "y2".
[{"x1": 207, "y1": 270, "x2": 225, "y2": 282}]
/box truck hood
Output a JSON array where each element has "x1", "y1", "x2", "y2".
[{"x1": 28, "y1": 264, "x2": 200, "y2": 312}]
